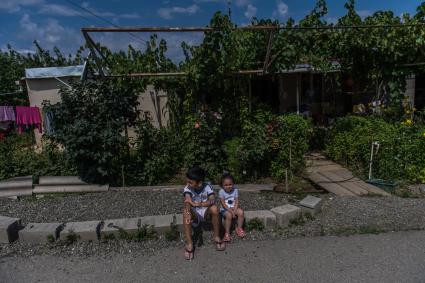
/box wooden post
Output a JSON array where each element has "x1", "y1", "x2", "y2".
[
  {"x1": 289, "y1": 138, "x2": 293, "y2": 179},
  {"x1": 285, "y1": 169, "x2": 289, "y2": 193}
]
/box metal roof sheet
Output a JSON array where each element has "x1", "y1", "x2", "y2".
[{"x1": 25, "y1": 65, "x2": 84, "y2": 79}]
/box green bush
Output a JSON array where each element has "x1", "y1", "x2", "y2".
[
  {"x1": 326, "y1": 116, "x2": 425, "y2": 182},
  {"x1": 270, "y1": 114, "x2": 312, "y2": 182},
  {"x1": 181, "y1": 111, "x2": 225, "y2": 181},
  {"x1": 127, "y1": 114, "x2": 183, "y2": 185},
  {"x1": 0, "y1": 133, "x2": 76, "y2": 181}
]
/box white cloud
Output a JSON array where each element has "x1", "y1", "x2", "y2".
[
  {"x1": 244, "y1": 4, "x2": 257, "y2": 19},
  {"x1": 37, "y1": 3, "x2": 140, "y2": 19},
  {"x1": 38, "y1": 4, "x2": 80, "y2": 17},
  {"x1": 158, "y1": 4, "x2": 200, "y2": 19},
  {"x1": 274, "y1": 1, "x2": 288, "y2": 18},
  {"x1": 0, "y1": 0, "x2": 44, "y2": 12},
  {"x1": 357, "y1": 10, "x2": 372, "y2": 19},
  {"x1": 235, "y1": 0, "x2": 250, "y2": 7},
  {"x1": 19, "y1": 14, "x2": 82, "y2": 48}
]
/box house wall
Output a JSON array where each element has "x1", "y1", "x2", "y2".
[
  {"x1": 26, "y1": 76, "x2": 79, "y2": 146},
  {"x1": 25, "y1": 79, "x2": 169, "y2": 146}
]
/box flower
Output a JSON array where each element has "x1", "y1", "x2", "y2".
[
  {"x1": 402, "y1": 119, "x2": 413, "y2": 126},
  {"x1": 194, "y1": 122, "x2": 200, "y2": 129},
  {"x1": 423, "y1": 131, "x2": 425, "y2": 138}
]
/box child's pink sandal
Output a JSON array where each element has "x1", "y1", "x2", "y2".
[
  {"x1": 223, "y1": 233, "x2": 232, "y2": 242},
  {"x1": 235, "y1": 227, "x2": 246, "y2": 238}
]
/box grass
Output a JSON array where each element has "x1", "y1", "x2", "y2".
[
  {"x1": 165, "y1": 223, "x2": 180, "y2": 241},
  {"x1": 246, "y1": 218, "x2": 265, "y2": 232},
  {"x1": 289, "y1": 212, "x2": 315, "y2": 227},
  {"x1": 64, "y1": 230, "x2": 80, "y2": 245}
]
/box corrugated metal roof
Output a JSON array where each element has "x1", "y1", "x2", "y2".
[{"x1": 25, "y1": 65, "x2": 84, "y2": 79}]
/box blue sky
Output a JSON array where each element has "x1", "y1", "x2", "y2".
[{"x1": 0, "y1": 0, "x2": 423, "y2": 60}]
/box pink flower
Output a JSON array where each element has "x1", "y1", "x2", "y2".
[{"x1": 194, "y1": 122, "x2": 201, "y2": 129}]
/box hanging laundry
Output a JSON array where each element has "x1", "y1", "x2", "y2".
[
  {"x1": 43, "y1": 111, "x2": 55, "y2": 135},
  {"x1": 0, "y1": 106, "x2": 16, "y2": 122},
  {"x1": 16, "y1": 106, "x2": 42, "y2": 134}
]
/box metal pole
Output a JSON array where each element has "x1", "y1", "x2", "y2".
[
  {"x1": 368, "y1": 142, "x2": 374, "y2": 180},
  {"x1": 296, "y1": 74, "x2": 300, "y2": 115}
]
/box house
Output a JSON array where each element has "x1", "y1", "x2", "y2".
[{"x1": 24, "y1": 65, "x2": 169, "y2": 146}]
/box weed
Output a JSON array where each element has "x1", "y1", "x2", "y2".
[
  {"x1": 165, "y1": 223, "x2": 180, "y2": 241},
  {"x1": 46, "y1": 234, "x2": 55, "y2": 243},
  {"x1": 64, "y1": 230, "x2": 80, "y2": 245},
  {"x1": 246, "y1": 218, "x2": 264, "y2": 231},
  {"x1": 102, "y1": 233, "x2": 116, "y2": 241},
  {"x1": 134, "y1": 225, "x2": 157, "y2": 241},
  {"x1": 289, "y1": 212, "x2": 315, "y2": 227}
]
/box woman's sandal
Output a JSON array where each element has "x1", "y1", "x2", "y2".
[
  {"x1": 184, "y1": 246, "x2": 194, "y2": 260},
  {"x1": 236, "y1": 227, "x2": 246, "y2": 238},
  {"x1": 223, "y1": 233, "x2": 232, "y2": 242}
]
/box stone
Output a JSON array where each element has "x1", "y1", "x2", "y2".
[
  {"x1": 140, "y1": 215, "x2": 174, "y2": 233},
  {"x1": 244, "y1": 210, "x2": 276, "y2": 228},
  {"x1": 299, "y1": 195, "x2": 323, "y2": 215},
  {"x1": 19, "y1": 223, "x2": 63, "y2": 244},
  {"x1": 0, "y1": 215, "x2": 21, "y2": 243},
  {"x1": 270, "y1": 205, "x2": 302, "y2": 227},
  {"x1": 100, "y1": 218, "x2": 140, "y2": 239},
  {"x1": 59, "y1": 221, "x2": 102, "y2": 242},
  {"x1": 33, "y1": 184, "x2": 109, "y2": 194},
  {"x1": 38, "y1": 176, "x2": 87, "y2": 186}
]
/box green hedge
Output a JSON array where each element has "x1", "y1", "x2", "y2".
[{"x1": 326, "y1": 116, "x2": 425, "y2": 183}]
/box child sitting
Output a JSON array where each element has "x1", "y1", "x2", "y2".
[
  {"x1": 219, "y1": 172, "x2": 246, "y2": 242},
  {"x1": 183, "y1": 167, "x2": 225, "y2": 260}
]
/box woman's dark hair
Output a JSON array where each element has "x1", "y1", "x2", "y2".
[
  {"x1": 186, "y1": 167, "x2": 205, "y2": 182},
  {"x1": 220, "y1": 172, "x2": 234, "y2": 186}
]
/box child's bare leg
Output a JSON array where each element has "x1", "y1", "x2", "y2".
[
  {"x1": 207, "y1": 205, "x2": 221, "y2": 241},
  {"x1": 224, "y1": 211, "x2": 233, "y2": 234},
  {"x1": 183, "y1": 203, "x2": 194, "y2": 250},
  {"x1": 236, "y1": 208, "x2": 244, "y2": 228}
]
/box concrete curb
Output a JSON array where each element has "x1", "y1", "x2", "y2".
[{"x1": 0, "y1": 198, "x2": 323, "y2": 244}]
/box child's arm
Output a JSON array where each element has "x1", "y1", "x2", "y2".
[
  {"x1": 220, "y1": 196, "x2": 229, "y2": 210},
  {"x1": 234, "y1": 197, "x2": 239, "y2": 211}
]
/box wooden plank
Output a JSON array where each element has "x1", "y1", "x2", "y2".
[
  {"x1": 327, "y1": 169, "x2": 391, "y2": 196},
  {"x1": 307, "y1": 164, "x2": 344, "y2": 173},
  {"x1": 354, "y1": 181, "x2": 391, "y2": 196},
  {"x1": 308, "y1": 173, "x2": 356, "y2": 196},
  {"x1": 319, "y1": 171, "x2": 368, "y2": 195}
]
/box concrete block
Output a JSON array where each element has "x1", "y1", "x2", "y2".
[
  {"x1": 173, "y1": 214, "x2": 183, "y2": 232},
  {"x1": 244, "y1": 210, "x2": 276, "y2": 228},
  {"x1": 140, "y1": 215, "x2": 174, "y2": 233},
  {"x1": 38, "y1": 176, "x2": 86, "y2": 186},
  {"x1": 33, "y1": 184, "x2": 109, "y2": 194},
  {"x1": 299, "y1": 195, "x2": 323, "y2": 215},
  {"x1": 0, "y1": 176, "x2": 32, "y2": 189},
  {"x1": 0, "y1": 215, "x2": 21, "y2": 243},
  {"x1": 100, "y1": 218, "x2": 140, "y2": 239},
  {"x1": 19, "y1": 223, "x2": 63, "y2": 244},
  {"x1": 60, "y1": 221, "x2": 102, "y2": 242},
  {"x1": 0, "y1": 187, "x2": 33, "y2": 198},
  {"x1": 270, "y1": 205, "x2": 302, "y2": 227}
]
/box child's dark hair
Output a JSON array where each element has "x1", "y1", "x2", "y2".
[
  {"x1": 221, "y1": 172, "x2": 234, "y2": 186},
  {"x1": 186, "y1": 167, "x2": 205, "y2": 182}
]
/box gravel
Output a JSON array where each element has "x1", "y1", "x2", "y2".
[
  {"x1": 1, "y1": 194, "x2": 425, "y2": 258},
  {"x1": 0, "y1": 190, "x2": 290, "y2": 224}
]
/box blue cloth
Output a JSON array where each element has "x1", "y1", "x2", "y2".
[{"x1": 43, "y1": 111, "x2": 54, "y2": 135}]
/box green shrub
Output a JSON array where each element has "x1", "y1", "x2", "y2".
[
  {"x1": 270, "y1": 114, "x2": 312, "y2": 181},
  {"x1": 181, "y1": 111, "x2": 225, "y2": 181},
  {"x1": 0, "y1": 133, "x2": 76, "y2": 181},
  {"x1": 326, "y1": 116, "x2": 425, "y2": 182}
]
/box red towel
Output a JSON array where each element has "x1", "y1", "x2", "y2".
[{"x1": 15, "y1": 106, "x2": 42, "y2": 134}]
